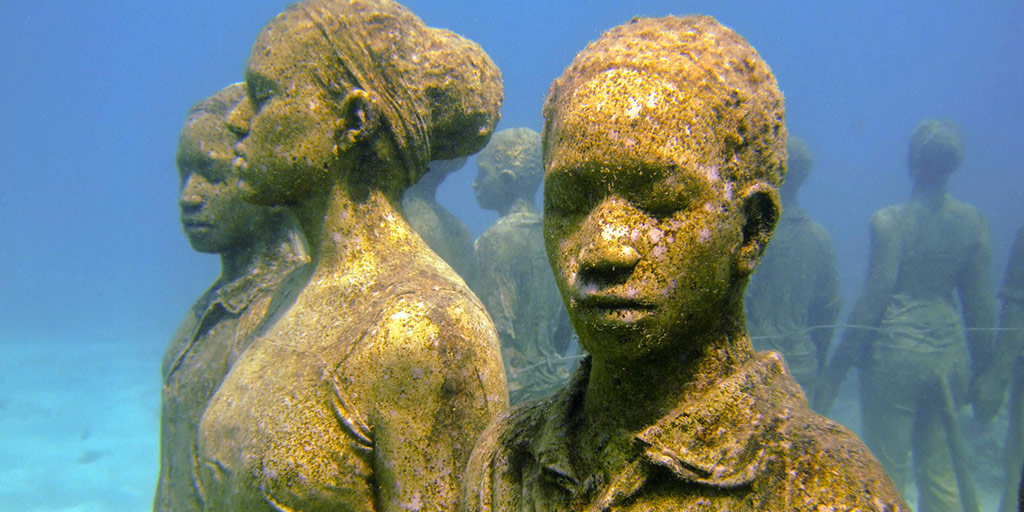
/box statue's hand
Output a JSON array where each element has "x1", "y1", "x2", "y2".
[
  {"x1": 969, "y1": 370, "x2": 1007, "y2": 424},
  {"x1": 813, "y1": 373, "x2": 841, "y2": 415}
]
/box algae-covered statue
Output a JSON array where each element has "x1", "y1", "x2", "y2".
[
  {"x1": 744, "y1": 136, "x2": 840, "y2": 405},
  {"x1": 402, "y1": 157, "x2": 478, "y2": 287},
  {"x1": 192, "y1": 1, "x2": 508, "y2": 510},
  {"x1": 971, "y1": 226, "x2": 1024, "y2": 512},
  {"x1": 818, "y1": 119, "x2": 995, "y2": 512},
  {"x1": 462, "y1": 15, "x2": 906, "y2": 511},
  {"x1": 154, "y1": 83, "x2": 310, "y2": 512},
  {"x1": 473, "y1": 127, "x2": 574, "y2": 404}
]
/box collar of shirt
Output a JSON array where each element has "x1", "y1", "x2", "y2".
[{"x1": 531, "y1": 352, "x2": 803, "y2": 496}]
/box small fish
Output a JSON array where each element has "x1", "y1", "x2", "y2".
[{"x1": 77, "y1": 450, "x2": 103, "y2": 464}]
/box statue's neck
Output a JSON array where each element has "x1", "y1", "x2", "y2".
[
  {"x1": 405, "y1": 176, "x2": 440, "y2": 201},
  {"x1": 218, "y1": 217, "x2": 305, "y2": 284},
  {"x1": 499, "y1": 197, "x2": 537, "y2": 217},
  {"x1": 293, "y1": 182, "x2": 408, "y2": 282},
  {"x1": 780, "y1": 189, "x2": 799, "y2": 209},
  {"x1": 910, "y1": 176, "x2": 949, "y2": 209},
  {"x1": 582, "y1": 304, "x2": 751, "y2": 435}
]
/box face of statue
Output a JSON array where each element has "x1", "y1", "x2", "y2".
[
  {"x1": 231, "y1": 16, "x2": 339, "y2": 205},
  {"x1": 473, "y1": 130, "x2": 542, "y2": 212},
  {"x1": 178, "y1": 119, "x2": 264, "y2": 254},
  {"x1": 543, "y1": 79, "x2": 749, "y2": 363},
  {"x1": 472, "y1": 160, "x2": 514, "y2": 213}
]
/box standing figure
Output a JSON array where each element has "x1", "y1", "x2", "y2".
[
  {"x1": 154, "y1": 83, "x2": 310, "y2": 512},
  {"x1": 745, "y1": 136, "x2": 840, "y2": 405},
  {"x1": 193, "y1": 1, "x2": 508, "y2": 510},
  {"x1": 402, "y1": 157, "x2": 478, "y2": 287},
  {"x1": 971, "y1": 226, "x2": 1024, "y2": 512},
  {"x1": 818, "y1": 119, "x2": 995, "y2": 512},
  {"x1": 462, "y1": 16, "x2": 906, "y2": 511},
  {"x1": 473, "y1": 127, "x2": 574, "y2": 404}
]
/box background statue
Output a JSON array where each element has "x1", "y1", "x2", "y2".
[
  {"x1": 473, "y1": 127, "x2": 575, "y2": 404},
  {"x1": 402, "y1": 157, "x2": 478, "y2": 287},
  {"x1": 972, "y1": 225, "x2": 1024, "y2": 512},
  {"x1": 745, "y1": 136, "x2": 840, "y2": 405},
  {"x1": 154, "y1": 83, "x2": 309, "y2": 512},
  {"x1": 463, "y1": 15, "x2": 906, "y2": 511},
  {"x1": 192, "y1": 1, "x2": 508, "y2": 510},
  {"x1": 818, "y1": 119, "x2": 995, "y2": 512}
]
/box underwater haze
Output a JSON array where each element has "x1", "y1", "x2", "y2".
[{"x1": 0, "y1": 1, "x2": 1021, "y2": 510}]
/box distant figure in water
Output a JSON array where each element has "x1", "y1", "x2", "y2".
[
  {"x1": 462, "y1": 15, "x2": 906, "y2": 511},
  {"x1": 972, "y1": 225, "x2": 1024, "y2": 512},
  {"x1": 402, "y1": 157, "x2": 478, "y2": 287},
  {"x1": 192, "y1": 0, "x2": 508, "y2": 510},
  {"x1": 472, "y1": 127, "x2": 574, "y2": 404},
  {"x1": 819, "y1": 119, "x2": 995, "y2": 512},
  {"x1": 745, "y1": 136, "x2": 840, "y2": 406},
  {"x1": 154, "y1": 83, "x2": 310, "y2": 512}
]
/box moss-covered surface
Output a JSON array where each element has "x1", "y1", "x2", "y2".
[
  {"x1": 155, "y1": 84, "x2": 310, "y2": 512},
  {"x1": 464, "y1": 15, "x2": 906, "y2": 511},
  {"x1": 191, "y1": 1, "x2": 507, "y2": 510}
]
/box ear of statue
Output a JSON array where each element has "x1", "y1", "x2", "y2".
[
  {"x1": 499, "y1": 169, "x2": 516, "y2": 189},
  {"x1": 736, "y1": 182, "x2": 780, "y2": 275},
  {"x1": 333, "y1": 89, "x2": 380, "y2": 155}
]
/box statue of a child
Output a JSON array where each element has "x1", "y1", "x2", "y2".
[{"x1": 462, "y1": 15, "x2": 907, "y2": 511}]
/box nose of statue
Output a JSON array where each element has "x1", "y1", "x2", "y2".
[
  {"x1": 576, "y1": 235, "x2": 641, "y2": 288},
  {"x1": 179, "y1": 176, "x2": 204, "y2": 212}
]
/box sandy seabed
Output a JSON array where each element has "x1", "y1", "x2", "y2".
[{"x1": 0, "y1": 337, "x2": 160, "y2": 512}]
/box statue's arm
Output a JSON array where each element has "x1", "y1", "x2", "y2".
[
  {"x1": 367, "y1": 295, "x2": 508, "y2": 512},
  {"x1": 957, "y1": 213, "x2": 996, "y2": 376},
  {"x1": 970, "y1": 225, "x2": 1022, "y2": 422},
  {"x1": 809, "y1": 232, "x2": 841, "y2": 374},
  {"x1": 816, "y1": 212, "x2": 899, "y2": 412}
]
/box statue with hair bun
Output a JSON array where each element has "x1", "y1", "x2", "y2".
[{"x1": 192, "y1": 1, "x2": 508, "y2": 510}]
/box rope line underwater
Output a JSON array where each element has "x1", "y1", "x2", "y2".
[{"x1": 509, "y1": 324, "x2": 1024, "y2": 374}]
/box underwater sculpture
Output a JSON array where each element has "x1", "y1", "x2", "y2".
[
  {"x1": 744, "y1": 136, "x2": 840, "y2": 405},
  {"x1": 972, "y1": 226, "x2": 1024, "y2": 512},
  {"x1": 473, "y1": 127, "x2": 575, "y2": 404},
  {"x1": 462, "y1": 15, "x2": 907, "y2": 511},
  {"x1": 154, "y1": 83, "x2": 310, "y2": 512},
  {"x1": 818, "y1": 119, "x2": 995, "y2": 512},
  {"x1": 192, "y1": 0, "x2": 508, "y2": 510},
  {"x1": 402, "y1": 157, "x2": 479, "y2": 287}
]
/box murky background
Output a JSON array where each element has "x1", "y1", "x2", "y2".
[{"x1": 1, "y1": 1, "x2": 1021, "y2": 510}]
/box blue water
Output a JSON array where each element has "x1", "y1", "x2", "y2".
[{"x1": 0, "y1": 1, "x2": 1021, "y2": 510}]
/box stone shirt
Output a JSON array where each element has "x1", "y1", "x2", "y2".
[
  {"x1": 463, "y1": 352, "x2": 907, "y2": 511},
  {"x1": 744, "y1": 206, "x2": 840, "y2": 392},
  {"x1": 155, "y1": 251, "x2": 307, "y2": 512},
  {"x1": 474, "y1": 203, "x2": 573, "y2": 403},
  {"x1": 194, "y1": 266, "x2": 503, "y2": 511}
]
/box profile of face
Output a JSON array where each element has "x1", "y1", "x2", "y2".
[
  {"x1": 473, "y1": 128, "x2": 542, "y2": 212},
  {"x1": 229, "y1": 13, "x2": 342, "y2": 206},
  {"x1": 783, "y1": 136, "x2": 812, "y2": 195},
  {"x1": 178, "y1": 84, "x2": 266, "y2": 254}
]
